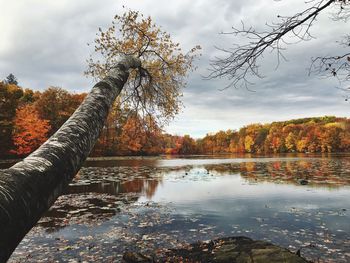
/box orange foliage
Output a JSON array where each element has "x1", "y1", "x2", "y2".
[
  {"x1": 196, "y1": 117, "x2": 350, "y2": 154},
  {"x1": 119, "y1": 116, "x2": 145, "y2": 154},
  {"x1": 3, "y1": 83, "x2": 350, "y2": 157},
  {"x1": 11, "y1": 105, "x2": 51, "y2": 156}
]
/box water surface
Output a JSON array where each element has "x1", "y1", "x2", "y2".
[{"x1": 9, "y1": 154, "x2": 350, "y2": 262}]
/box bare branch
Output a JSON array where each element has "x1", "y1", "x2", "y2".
[{"x1": 208, "y1": 0, "x2": 350, "y2": 90}]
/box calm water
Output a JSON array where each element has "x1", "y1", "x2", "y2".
[{"x1": 9, "y1": 154, "x2": 350, "y2": 262}]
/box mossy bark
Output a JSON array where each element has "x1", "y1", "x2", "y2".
[{"x1": 0, "y1": 56, "x2": 140, "y2": 262}]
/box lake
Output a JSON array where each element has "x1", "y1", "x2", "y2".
[{"x1": 8, "y1": 154, "x2": 350, "y2": 262}]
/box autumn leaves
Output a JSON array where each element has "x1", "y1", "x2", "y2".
[
  {"x1": 11, "y1": 105, "x2": 50, "y2": 155},
  {"x1": 0, "y1": 84, "x2": 85, "y2": 157},
  {"x1": 86, "y1": 8, "x2": 201, "y2": 127}
]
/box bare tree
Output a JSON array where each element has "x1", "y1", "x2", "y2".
[{"x1": 208, "y1": 0, "x2": 350, "y2": 92}]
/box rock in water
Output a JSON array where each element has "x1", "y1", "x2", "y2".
[{"x1": 123, "y1": 236, "x2": 310, "y2": 262}]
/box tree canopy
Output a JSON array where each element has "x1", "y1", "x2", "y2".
[
  {"x1": 0, "y1": 82, "x2": 23, "y2": 156},
  {"x1": 11, "y1": 105, "x2": 51, "y2": 156},
  {"x1": 34, "y1": 87, "x2": 86, "y2": 134},
  {"x1": 86, "y1": 8, "x2": 201, "y2": 126}
]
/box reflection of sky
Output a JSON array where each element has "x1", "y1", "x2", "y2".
[
  {"x1": 156, "y1": 157, "x2": 321, "y2": 167},
  {"x1": 84, "y1": 155, "x2": 350, "y2": 260},
  {"x1": 138, "y1": 169, "x2": 350, "y2": 235},
  {"x1": 137, "y1": 169, "x2": 350, "y2": 263},
  {"x1": 11, "y1": 156, "x2": 350, "y2": 262},
  {"x1": 139, "y1": 173, "x2": 350, "y2": 207}
]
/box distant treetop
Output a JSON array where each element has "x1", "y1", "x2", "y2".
[{"x1": 4, "y1": 74, "x2": 18, "y2": 86}]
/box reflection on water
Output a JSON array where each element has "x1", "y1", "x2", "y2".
[
  {"x1": 74, "y1": 156, "x2": 350, "y2": 200},
  {"x1": 71, "y1": 166, "x2": 162, "y2": 198},
  {"x1": 67, "y1": 178, "x2": 160, "y2": 198},
  {"x1": 9, "y1": 154, "x2": 350, "y2": 262},
  {"x1": 204, "y1": 158, "x2": 350, "y2": 188}
]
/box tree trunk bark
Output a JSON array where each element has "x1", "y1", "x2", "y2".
[{"x1": 0, "y1": 56, "x2": 141, "y2": 262}]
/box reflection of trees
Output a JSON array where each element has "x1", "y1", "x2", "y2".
[
  {"x1": 70, "y1": 165, "x2": 163, "y2": 198},
  {"x1": 68, "y1": 176, "x2": 161, "y2": 199},
  {"x1": 121, "y1": 179, "x2": 160, "y2": 199},
  {"x1": 38, "y1": 158, "x2": 350, "y2": 233},
  {"x1": 84, "y1": 157, "x2": 159, "y2": 168},
  {"x1": 40, "y1": 168, "x2": 163, "y2": 232},
  {"x1": 67, "y1": 181, "x2": 122, "y2": 196},
  {"x1": 203, "y1": 159, "x2": 350, "y2": 188}
]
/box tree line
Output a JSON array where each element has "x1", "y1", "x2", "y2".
[
  {"x1": 1, "y1": 81, "x2": 350, "y2": 158},
  {"x1": 0, "y1": 81, "x2": 85, "y2": 157},
  {"x1": 196, "y1": 116, "x2": 350, "y2": 154}
]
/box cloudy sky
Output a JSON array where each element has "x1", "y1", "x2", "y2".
[{"x1": 0, "y1": 0, "x2": 349, "y2": 137}]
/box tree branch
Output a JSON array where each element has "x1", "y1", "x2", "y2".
[{"x1": 208, "y1": 0, "x2": 344, "y2": 89}]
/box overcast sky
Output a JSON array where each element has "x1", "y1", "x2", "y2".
[{"x1": 0, "y1": 0, "x2": 349, "y2": 137}]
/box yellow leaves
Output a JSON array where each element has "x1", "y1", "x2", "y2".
[
  {"x1": 244, "y1": 135, "x2": 254, "y2": 153},
  {"x1": 324, "y1": 122, "x2": 345, "y2": 130},
  {"x1": 86, "y1": 7, "x2": 201, "y2": 127}
]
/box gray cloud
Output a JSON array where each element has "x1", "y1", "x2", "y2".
[{"x1": 0, "y1": 0, "x2": 349, "y2": 137}]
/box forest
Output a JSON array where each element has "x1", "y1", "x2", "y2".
[{"x1": 1, "y1": 81, "x2": 350, "y2": 158}]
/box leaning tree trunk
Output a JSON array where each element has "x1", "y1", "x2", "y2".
[{"x1": 0, "y1": 56, "x2": 141, "y2": 262}]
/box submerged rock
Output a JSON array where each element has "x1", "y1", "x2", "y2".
[{"x1": 123, "y1": 236, "x2": 309, "y2": 262}]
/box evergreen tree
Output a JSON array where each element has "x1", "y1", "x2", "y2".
[{"x1": 4, "y1": 74, "x2": 18, "y2": 85}]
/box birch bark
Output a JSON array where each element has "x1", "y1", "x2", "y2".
[{"x1": 0, "y1": 56, "x2": 141, "y2": 262}]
